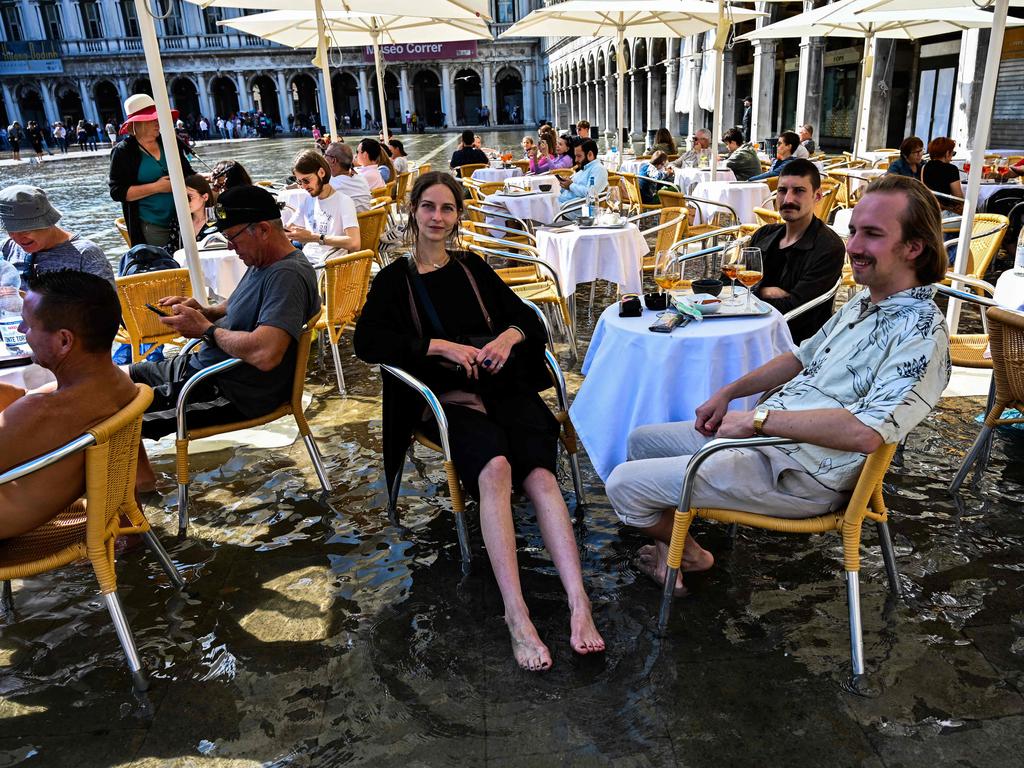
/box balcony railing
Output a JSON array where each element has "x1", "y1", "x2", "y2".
[{"x1": 59, "y1": 33, "x2": 275, "y2": 56}]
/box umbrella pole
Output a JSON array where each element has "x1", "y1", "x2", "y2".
[
  {"x1": 852, "y1": 31, "x2": 874, "y2": 161},
  {"x1": 949, "y1": 0, "x2": 1010, "y2": 334},
  {"x1": 616, "y1": 27, "x2": 625, "y2": 170},
  {"x1": 133, "y1": 0, "x2": 205, "y2": 303},
  {"x1": 371, "y1": 32, "x2": 390, "y2": 141},
  {"x1": 314, "y1": 0, "x2": 338, "y2": 140},
  {"x1": 711, "y1": 2, "x2": 728, "y2": 182}
]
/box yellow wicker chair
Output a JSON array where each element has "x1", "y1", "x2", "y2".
[
  {"x1": 453, "y1": 162, "x2": 488, "y2": 179},
  {"x1": 316, "y1": 250, "x2": 374, "y2": 396},
  {"x1": 171, "y1": 310, "x2": 332, "y2": 537},
  {"x1": 415, "y1": 162, "x2": 431, "y2": 178},
  {"x1": 356, "y1": 206, "x2": 389, "y2": 266},
  {"x1": 372, "y1": 180, "x2": 397, "y2": 205},
  {"x1": 395, "y1": 171, "x2": 412, "y2": 204},
  {"x1": 638, "y1": 206, "x2": 688, "y2": 274},
  {"x1": 949, "y1": 305, "x2": 1024, "y2": 493},
  {"x1": 0, "y1": 384, "x2": 183, "y2": 691},
  {"x1": 381, "y1": 302, "x2": 585, "y2": 565},
  {"x1": 550, "y1": 168, "x2": 574, "y2": 179},
  {"x1": 753, "y1": 206, "x2": 782, "y2": 227},
  {"x1": 511, "y1": 159, "x2": 530, "y2": 173},
  {"x1": 815, "y1": 179, "x2": 841, "y2": 222},
  {"x1": 943, "y1": 213, "x2": 1008, "y2": 287},
  {"x1": 657, "y1": 437, "x2": 900, "y2": 678},
  {"x1": 115, "y1": 217, "x2": 131, "y2": 247},
  {"x1": 116, "y1": 269, "x2": 193, "y2": 363}
]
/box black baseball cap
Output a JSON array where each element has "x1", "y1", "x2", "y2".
[{"x1": 212, "y1": 185, "x2": 283, "y2": 231}]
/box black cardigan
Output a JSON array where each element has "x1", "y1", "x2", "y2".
[
  {"x1": 108, "y1": 135, "x2": 195, "y2": 247},
  {"x1": 353, "y1": 250, "x2": 552, "y2": 500}
]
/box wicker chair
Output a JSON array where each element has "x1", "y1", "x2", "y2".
[
  {"x1": 454, "y1": 163, "x2": 488, "y2": 179},
  {"x1": 115, "y1": 217, "x2": 131, "y2": 247},
  {"x1": 753, "y1": 206, "x2": 782, "y2": 227},
  {"x1": 944, "y1": 214, "x2": 1008, "y2": 287},
  {"x1": 0, "y1": 384, "x2": 183, "y2": 691},
  {"x1": 634, "y1": 207, "x2": 688, "y2": 274},
  {"x1": 116, "y1": 269, "x2": 193, "y2": 363},
  {"x1": 656, "y1": 437, "x2": 900, "y2": 678},
  {"x1": 372, "y1": 180, "x2": 397, "y2": 204},
  {"x1": 316, "y1": 250, "x2": 374, "y2": 396},
  {"x1": 948, "y1": 305, "x2": 1024, "y2": 494},
  {"x1": 171, "y1": 310, "x2": 332, "y2": 537},
  {"x1": 395, "y1": 171, "x2": 412, "y2": 204},
  {"x1": 380, "y1": 301, "x2": 585, "y2": 565},
  {"x1": 815, "y1": 179, "x2": 841, "y2": 222},
  {"x1": 356, "y1": 206, "x2": 389, "y2": 266}
]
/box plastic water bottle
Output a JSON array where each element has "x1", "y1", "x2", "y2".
[
  {"x1": 584, "y1": 176, "x2": 596, "y2": 219},
  {"x1": 1015, "y1": 227, "x2": 1024, "y2": 276},
  {"x1": 0, "y1": 260, "x2": 26, "y2": 353}
]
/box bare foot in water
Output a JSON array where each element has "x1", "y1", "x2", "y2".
[
  {"x1": 569, "y1": 600, "x2": 605, "y2": 655},
  {"x1": 507, "y1": 614, "x2": 552, "y2": 671},
  {"x1": 637, "y1": 540, "x2": 715, "y2": 596}
]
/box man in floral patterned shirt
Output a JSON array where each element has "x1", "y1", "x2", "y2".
[{"x1": 606, "y1": 175, "x2": 951, "y2": 593}]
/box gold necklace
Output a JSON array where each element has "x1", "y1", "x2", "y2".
[{"x1": 416, "y1": 252, "x2": 449, "y2": 270}]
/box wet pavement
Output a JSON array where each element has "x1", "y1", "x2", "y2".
[{"x1": 2, "y1": 137, "x2": 1024, "y2": 766}]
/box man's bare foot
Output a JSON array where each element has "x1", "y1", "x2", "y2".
[
  {"x1": 638, "y1": 542, "x2": 714, "y2": 573},
  {"x1": 507, "y1": 614, "x2": 552, "y2": 671},
  {"x1": 636, "y1": 554, "x2": 688, "y2": 597},
  {"x1": 569, "y1": 599, "x2": 605, "y2": 655}
]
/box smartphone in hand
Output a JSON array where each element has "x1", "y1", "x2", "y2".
[{"x1": 145, "y1": 303, "x2": 170, "y2": 317}]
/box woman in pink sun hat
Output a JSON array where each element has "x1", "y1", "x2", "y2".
[{"x1": 107, "y1": 93, "x2": 195, "y2": 249}]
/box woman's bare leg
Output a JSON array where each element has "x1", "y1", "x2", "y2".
[
  {"x1": 522, "y1": 467, "x2": 605, "y2": 655},
  {"x1": 477, "y1": 456, "x2": 551, "y2": 671}
]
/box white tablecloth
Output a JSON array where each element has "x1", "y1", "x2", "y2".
[
  {"x1": 601, "y1": 156, "x2": 644, "y2": 175},
  {"x1": 507, "y1": 174, "x2": 559, "y2": 193},
  {"x1": 847, "y1": 168, "x2": 887, "y2": 193},
  {"x1": 977, "y1": 182, "x2": 1022, "y2": 211},
  {"x1": 472, "y1": 167, "x2": 523, "y2": 183},
  {"x1": 534, "y1": 224, "x2": 648, "y2": 297},
  {"x1": 690, "y1": 181, "x2": 771, "y2": 225},
  {"x1": 570, "y1": 304, "x2": 796, "y2": 480},
  {"x1": 0, "y1": 361, "x2": 54, "y2": 390},
  {"x1": 484, "y1": 190, "x2": 561, "y2": 225},
  {"x1": 174, "y1": 247, "x2": 247, "y2": 299},
  {"x1": 673, "y1": 167, "x2": 735, "y2": 194},
  {"x1": 995, "y1": 269, "x2": 1024, "y2": 310}
]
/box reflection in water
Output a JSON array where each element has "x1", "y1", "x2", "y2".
[{"x1": 1, "y1": 147, "x2": 1023, "y2": 764}]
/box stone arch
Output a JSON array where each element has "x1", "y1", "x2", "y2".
[
  {"x1": 93, "y1": 80, "x2": 123, "y2": 123},
  {"x1": 251, "y1": 74, "x2": 279, "y2": 124},
  {"x1": 494, "y1": 65, "x2": 523, "y2": 124},
  {"x1": 412, "y1": 69, "x2": 442, "y2": 127},
  {"x1": 15, "y1": 84, "x2": 46, "y2": 126},
  {"x1": 332, "y1": 71, "x2": 359, "y2": 128},
  {"x1": 453, "y1": 66, "x2": 482, "y2": 125},
  {"x1": 210, "y1": 75, "x2": 240, "y2": 118},
  {"x1": 53, "y1": 80, "x2": 84, "y2": 125},
  {"x1": 170, "y1": 75, "x2": 200, "y2": 121},
  {"x1": 130, "y1": 78, "x2": 152, "y2": 96}
]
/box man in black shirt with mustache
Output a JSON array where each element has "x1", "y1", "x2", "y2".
[{"x1": 748, "y1": 158, "x2": 846, "y2": 343}]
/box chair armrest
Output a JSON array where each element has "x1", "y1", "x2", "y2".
[
  {"x1": 783, "y1": 277, "x2": 843, "y2": 321},
  {"x1": 684, "y1": 195, "x2": 740, "y2": 223},
  {"x1": 379, "y1": 364, "x2": 452, "y2": 458},
  {"x1": 668, "y1": 225, "x2": 745, "y2": 255},
  {"x1": 944, "y1": 272, "x2": 996, "y2": 296},
  {"x1": 175, "y1": 357, "x2": 244, "y2": 438},
  {"x1": 677, "y1": 436, "x2": 798, "y2": 512},
  {"x1": 0, "y1": 433, "x2": 96, "y2": 485},
  {"x1": 180, "y1": 337, "x2": 205, "y2": 356},
  {"x1": 934, "y1": 282, "x2": 1000, "y2": 308}
]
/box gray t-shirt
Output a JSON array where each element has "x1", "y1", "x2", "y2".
[
  {"x1": 1, "y1": 234, "x2": 115, "y2": 287},
  {"x1": 196, "y1": 250, "x2": 321, "y2": 417}
]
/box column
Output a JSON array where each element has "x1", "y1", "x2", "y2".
[
  {"x1": 865, "y1": 38, "x2": 897, "y2": 153},
  {"x1": 115, "y1": 77, "x2": 131, "y2": 103},
  {"x1": 274, "y1": 71, "x2": 289, "y2": 126},
  {"x1": 685, "y1": 37, "x2": 703, "y2": 134},
  {"x1": 60, "y1": 0, "x2": 83, "y2": 37},
  {"x1": 1, "y1": 82, "x2": 17, "y2": 125},
  {"x1": 722, "y1": 49, "x2": 737, "y2": 132},
  {"x1": 568, "y1": 82, "x2": 576, "y2": 126},
  {"x1": 951, "y1": 29, "x2": 986, "y2": 151},
  {"x1": 197, "y1": 75, "x2": 214, "y2": 120},
  {"x1": 664, "y1": 43, "x2": 678, "y2": 136},
  {"x1": 40, "y1": 82, "x2": 60, "y2": 126},
  {"x1": 17, "y1": 0, "x2": 42, "y2": 39},
  {"x1": 78, "y1": 79, "x2": 100, "y2": 125},
  {"x1": 482, "y1": 63, "x2": 494, "y2": 122},
  {"x1": 234, "y1": 73, "x2": 249, "y2": 112},
  {"x1": 399, "y1": 67, "x2": 412, "y2": 123},
  {"x1": 750, "y1": 39, "x2": 777, "y2": 144},
  {"x1": 99, "y1": 0, "x2": 125, "y2": 38},
  {"x1": 604, "y1": 72, "x2": 614, "y2": 139},
  {"x1": 796, "y1": 36, "x2": 825, "y2": 137},
  {"x1": 357, "y1": 68, "x2": 370, "y2": 123},
  {"x1": 441, "y1": 64, "x2": 454, "y2": 126},
  {"x1": 523, "y1": 62, "x2": 535, "y2": 125},
  {"x1": 315, "y1": 69, "x2": 328, "y2": 125},
  {"x1": 630, "y1": 71, "x2": 642, "y2": 136},
  {"x1": 646, "y1": 66, "x2": 656, "y2": 143}
]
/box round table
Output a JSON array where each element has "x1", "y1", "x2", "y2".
[
  {"x1": 673, "y1": 167, "x2": 735, "y2": 194},
  {"x1": 472, "y1": 167, "x2": 523, "y2": 183},
  {"x1": 690, "y1": 181, "x2": 771, "y2": 225},
  {"x1": 506, "y1": 174, "x2": 559, "y2": 193},
  {"x1": 484, "y1": 190, "x2": 561, "y2": 226},
  {"x1": 847, "y1": 168, "x2": 887, "y2": 193},
  {"x1": 601, "y1": 156, "x2": 644, "y2": 175},
  {"x1": 995, "y1": 269, "x2": 1024, "y2": 310},
  {"x1": 570, "y1": 304, "x2": 796, "y2": 480},
  {"x1": 174, "y1": 246, "x2": 247, "y2": 299},
  {"x1": 977, "y1": 182, "x2": 1023, "y2": 211},
  {"x1": 534, "y1": 223, "x2": 648, "y2": 298},
  {"x1": 0, "y1": 360, "x2": 54, "y2": 390}
]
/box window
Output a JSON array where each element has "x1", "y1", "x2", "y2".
[
  {"x1": 39, "y1": 2, "x2": 63, "y2": 39},
  {"x1": 163, "y1": 0, "x2": 183, "y2": 36},
  {"x1": 0, "y1": 3, "x2": 23, "y2": 42},
  {"x1": 203, "y1": 7, "x2": 223, "y2": 35},
  {"x1": 120, "y1": 0, "x2": 140, "y2": 37},
  {"x1": 914, "y1": 64, "x2": 957, "y2": 144},
  {"x1": 495, "y1": 0, "x2": 516, "y2": 24},
  {"x1": 79, "y1": 0, "x2": 104, "y2": 39}
]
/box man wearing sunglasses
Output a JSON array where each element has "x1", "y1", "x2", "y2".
[{"x1": 126, "y1": 185, "x2": 321, "y2": 489}]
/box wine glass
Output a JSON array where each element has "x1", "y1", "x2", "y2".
[
  {"x1": 963, "y1": 161, "x2": 971, "y2": 174},
  {"x1": 653, "y1": 250, "x2": 681, "y2": 295},
  {"x1": 998, "y1": 157, "x2": 1010, "y2": 181},
  {"x1": 737, "y1": 247, "x2": 763, "y2": 311},
  {"x1": 721, "y1": 245, "x2": 746, "y2": 299},
  {"x1": 606, "y1": 185, "x2": 622, "y2": 218}
]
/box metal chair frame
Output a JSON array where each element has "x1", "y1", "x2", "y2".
[{"x1": 783, "y1": 277, "x2": 843, "y2": 321}]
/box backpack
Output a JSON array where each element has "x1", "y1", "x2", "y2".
[{"x1": 117, "y1": 244, "x2": 179, "y2": 277}]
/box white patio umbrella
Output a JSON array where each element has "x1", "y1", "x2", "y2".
[
  {"x1": 131, "y1": 0, "x2": 206, "y2": 301},
  {"x1": 499, "y1": 1, "x2": 764, "y2": 175},
  {"x1": 188, "y1": 0, "x2": 492, "y2": 140},
  {"x1": 219, "y1": 9, "x2": 493, "y2": 143}
]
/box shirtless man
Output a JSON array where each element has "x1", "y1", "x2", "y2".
[{"x1": 0, "y1": 271, "x2": 137, "y2": 539}]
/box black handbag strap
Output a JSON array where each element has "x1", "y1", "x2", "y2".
[{"x1": 404, "y1": 253, "x2": 495, "y2": 340}]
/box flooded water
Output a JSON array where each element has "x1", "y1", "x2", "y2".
[{"x1": 2, "y1": 140, "x2": 1024, "y2": 766}]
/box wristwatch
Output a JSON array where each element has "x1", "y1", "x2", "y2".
[
  {"x1": 202, "y1": 325, "x2": 218, "y2": 349},
  {"x1": 318, "y1": 233, "x2": 326, "y2": 245},
  {"x1": 753, "y1": 406, "x2": 771, "y2": 436}
]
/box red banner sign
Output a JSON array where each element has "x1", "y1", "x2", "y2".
[{"x1": 362, "y1": 41, "x2": 478, "y2": 62}]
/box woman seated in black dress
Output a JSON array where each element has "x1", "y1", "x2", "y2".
[{"x1": 354, "y1": 172, "x2": 604, "y2": 671}]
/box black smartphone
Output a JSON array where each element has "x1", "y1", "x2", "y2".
[
  {"x1": 649, "y1": 312, "x2": 684, "y2": 333},
  {"x1": 145, "y1": 303, "x2": 170, "y2": 317}
]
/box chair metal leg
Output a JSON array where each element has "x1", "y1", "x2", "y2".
[
  {"x1": 454, "y1": 510, "x2": 471, "y2": 565},
  {"x1": 846, "y1": 571, "x2": 866, "y2": 677},
  {"x1": 177, "y1": 483, "x2": 189, "y2": 539},
  {"x1": 949, "y1": 425, "x2": 994, "y2": 493},
  {"x1": 589, "y1": 280, "x2": 596, "y2": 309},
  {"x1": 142, "y1": 531, "x2": 185, "y2": 589},
  {"x1": 569, "y1": 452, "x2": 586, "y2": 509},
  {"x1": 875, "y1": 521, "x2": 901, "y2": 597},
  {"x1": 330, "y1": 341, "x2": 347, "y2": 397},
  {"x1": 302, "y1": 433, "x2": 333, "y2": 493},
  {"x1": 386, "y1": 464, "x2": 403, "y2": 527},
  {"x1": 104, "y1": 591, "x2": 149, "y2": 692},
  {"x1": 1, "y1": 580, "x2": 12, "y2": 615},
  {"x1": 657, "y1": 565, "x2": 679, "y2": 634}
]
